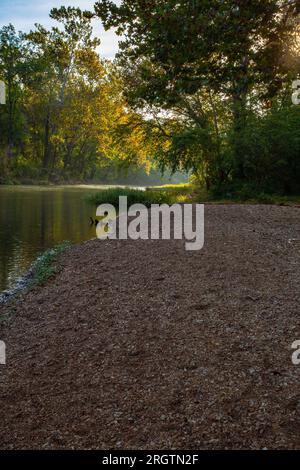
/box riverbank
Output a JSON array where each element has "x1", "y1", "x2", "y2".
[
  {"x1": 0, "y1": 204, "x2": 300, "y2": 449},
  {"x1": 0, "y1": 243, "x2": 70, "y2": 305},
  {"x1": 2, "y1": 180, "x2": 300, "y2": 206}
]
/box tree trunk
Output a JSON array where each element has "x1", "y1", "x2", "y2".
[
  {"x1": 232, "y1": 93, "x2": 247, "y2": 180},
  {"x1": 43, "y1": 110, "x2": 51, "y2": 170}
]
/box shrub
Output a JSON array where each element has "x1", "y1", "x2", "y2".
[{"x1": 86, "y1": 187, "x2": 177, "y2": 208}]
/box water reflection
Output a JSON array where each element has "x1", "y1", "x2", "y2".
[{"x1": 0, "y1": 185, "x2": 136, "y2": 291}]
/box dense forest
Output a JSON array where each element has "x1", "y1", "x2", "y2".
[
  {"x1": 0, "y1": 1, "x2": 300, "y2": 196},
  {"x1": 0, "y1": 6, "x2": 172, "y2": 185}
]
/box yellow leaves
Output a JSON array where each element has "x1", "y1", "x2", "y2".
[{"x1": 50, "y1": 134, "x2": 65, "y2": 145}]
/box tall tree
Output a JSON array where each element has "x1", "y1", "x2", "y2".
[
  {"x1": 95, "y1": 0, "x2": 299, "y2": 183},
  {"x1": 0, "y1": 25, "x2": 27, "y2": 165},
  {"x1": 26, "y1": 6, "x2": 101, "y2": 171}
]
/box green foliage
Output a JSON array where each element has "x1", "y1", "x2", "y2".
[
  {"x1": 95, "y1": 0, "x2": 300, "y2": 195},
  {"x1": 86, "y1": 187, "x2": 180, "y2": 208},
  {"x1": 30, "y1": 242, "x2": 70, "y2": 286},
  {"x1": 0, "y1": 8, "x2": 164, "y2": 183},
  {"x1": 0, "y1": 24, "x2": 28, "y2": 164},
  {"x1": 97, "y1": 0, "x2": 294, "y2": 100},
  {"x1": 237, "y1": 105, "x2": 300, "y2": 194},
  {"x1": 1, "y1": 2, "x2": 300, "y2": 196}
]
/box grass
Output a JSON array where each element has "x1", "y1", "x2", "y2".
[
  {"x1": 86, "y1": 186, "x2": 192, "y2": 208},
  {"x1": 0, "y1": 242, "x2": 70, "y2": 321},
  {"x1": 29, "y1": 242, "x2": 71, "y2": 287},
  {"x1": 86, "y1": 184, "x2": 300, "y2": 207}
]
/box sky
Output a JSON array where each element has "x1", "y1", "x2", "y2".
[{"x1": 0, "y1": 0, "x2": 121, "y2": 58}]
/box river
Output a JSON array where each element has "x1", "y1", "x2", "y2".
[{"x1": 0, "y1": 185, "x2": 143, "y2": 292}]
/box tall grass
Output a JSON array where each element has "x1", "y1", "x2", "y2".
[{"x1": 86, "y1": 187, "x2": 183, "y2": 207}]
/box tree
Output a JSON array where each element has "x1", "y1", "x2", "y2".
[
  {"x1": 0, "y1": 6, "x2": 159, "y2": 183},
  {"x1": 0, "y1": 25, "x2": 28, "y2": 168},
  {"x1": 25, "y1": 7, "x2": 101, "y2": 172},
  {"x1": 95, "y1": 0, "x2": 299, "y2": 186}
]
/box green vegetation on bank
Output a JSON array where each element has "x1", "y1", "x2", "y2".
[
  {"x1": 87, "y1": 184, "x2": 300, "y2": 207},
  {"x1": 0, "y1": 242, "x2": 70, "y2": 309},
  {"x1": 29, "y1": 242, "x2": 70, "y2": 287},
  {"x1": 86, "y1": 187, "x2": 191, "y2": 208}
]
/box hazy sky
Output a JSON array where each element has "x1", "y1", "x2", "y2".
[{"x1": 0, "y1": 0, "x2": 121, "y2": 58}]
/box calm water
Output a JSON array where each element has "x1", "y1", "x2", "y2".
[{"x1": 0, "y1": 185, "x2": 142, "y2": 292}]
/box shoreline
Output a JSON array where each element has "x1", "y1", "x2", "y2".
[
  {"x1": 0, "y1": 269, "x2": 34, "y2": 305},
  {"x1": 1, "y1": 197, "x2": 300, "y2": 303},
  {"x1": 1, "y1": 204, "x2": 300, "y2": 449},
  {"x1": 0, "y1": 243, "x2": 71, "y2": 305}
]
